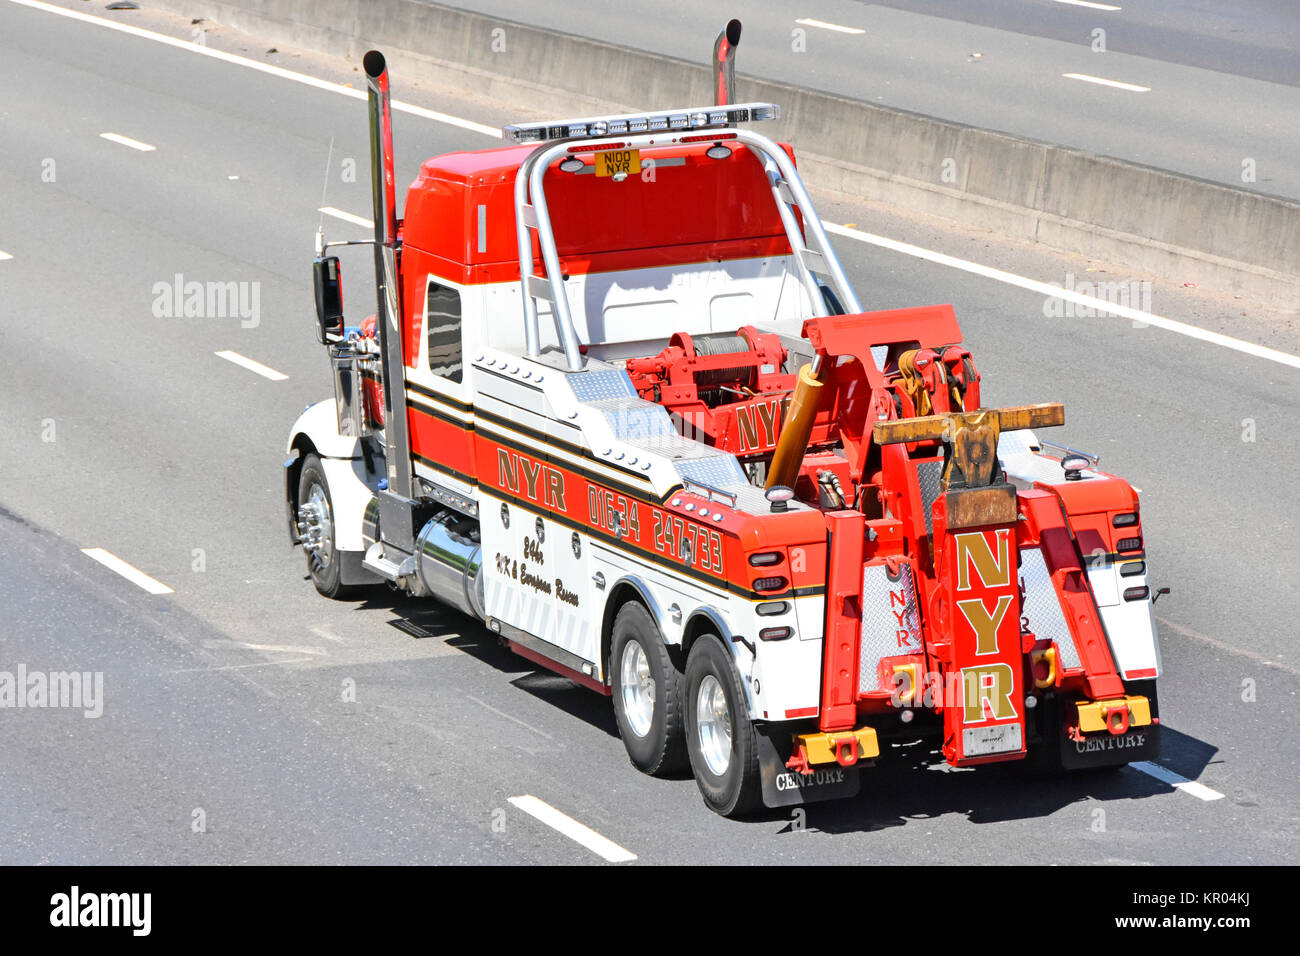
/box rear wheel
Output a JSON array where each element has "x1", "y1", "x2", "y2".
[
  {"x1": 684, "y1": 635, "x2": 761, "y2": 817},
  {"x1": 610, "y1": 602, "x2": 687, "y2": 776},
  {"x1": 297, "y1": 453, "x2": 358, "y2": 600}
]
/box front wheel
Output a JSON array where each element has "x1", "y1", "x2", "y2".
[
  {"x1": 297, "y1": 453, "x2": 358, "y2": 600},
  {"x1": 684, "y1": 635, "x2": 761, "y2": 817}
]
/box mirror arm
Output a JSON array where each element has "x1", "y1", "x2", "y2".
[{"x1": 321, "y1": 239, "x2": 378, "y2": 250}]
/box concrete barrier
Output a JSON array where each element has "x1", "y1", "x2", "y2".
[{"x1": 146, "y1": 0, "x2": 1299, "y2": 307}]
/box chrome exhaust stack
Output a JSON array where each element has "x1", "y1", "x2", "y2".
[
  {"x1": 713, "y1": 19, "x2": 742, "y2": 106},
  {"x1": 363, "y1": 50, "x2": 414, "y2": 503}
]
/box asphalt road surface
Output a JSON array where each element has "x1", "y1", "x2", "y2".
[
  {"x1": 0, "y1": 0, "x2": 1296, "y2": 865},
  {"x1": 445, "y1": 0, "x2": 1300, "y2": 200}
]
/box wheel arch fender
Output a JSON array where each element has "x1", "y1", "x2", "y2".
[
  {"x1": 315, "y1": 456, "x2": 380, "y2": 552},
  {"x1": 285, "y1": 401, "x2": 368, "y2": 546},
  {"x1": 600, "y1": 574, "x2": 667, "y2": 683},
  {"x1": 683, "y1": 605, "x2": 756, "y2": 718},
  {"x1": 285, "y1": 400, "x2": 362, "y2": 460}
]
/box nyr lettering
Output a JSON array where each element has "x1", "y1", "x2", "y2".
[
  {"x1": 734, "y1": 398, "x2": 784, "y2": 453},
  {"x1": 497, "y1": 449, "x2": 566, "y2": 510},
  {"x1": 951, "y1": 529, "x2": 1019, "y2": 726}
]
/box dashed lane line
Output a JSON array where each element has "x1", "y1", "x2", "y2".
[
  {"x1": 508, "y1": 795, "x2": 637, "y2": 863},
  {"x1": 214, "y1": 350, "x2": 288, "y2": 381},
  {"x1": 1063, "y1": 72, "x2": 1151, "y2": 93},
  {"x1": 1131, "y1": 761, "x2": 1226, "y2": 802},
  {"x1": 318, "y1": 206, "x2": 374, "y2": 229},
  {"x1": 99, "y1": 131, "x2": 156, "y2": 151},
  {"x1": 81, "y1": 547, "x2": 174, "y2": 595},
  {"x1": 794, "y1": 18, "x2": 865, "y2": 35}
]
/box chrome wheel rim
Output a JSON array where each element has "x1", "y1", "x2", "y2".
[
  {"x1": 302, "y1": 482, "x2": 334, "y2": 567},
  {"x1": 619, "y1": 640, "x2": 655, "y2": 738},
  {"x1": 696, "y1": 675, "x2": 732, "y2": 776}
]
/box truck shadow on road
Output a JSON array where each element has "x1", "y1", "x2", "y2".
[
  {"x1": 366, "y1": 593, "x2": 625, "y2": 741},
  {"x1": 787, "y1": 725, "x2": 1219, "y2": 834},
  {"x1": 361, "y1": 591, "x2": 1222, "y2": 823}
]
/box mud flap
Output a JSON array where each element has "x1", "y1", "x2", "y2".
[
  {"x1": 285, "y1": 452, "x2": 302, "y2": 544},
  {"x1": 756, "y1": 727, "x2": 861, "y2": 808},
  {"x1": 338, "y1": 549, "x2": 382, "y2": 587},
  {"x1": 1060, "y1": 681, "x2": 1161, "y2": 770},
  {"x1": 1060, "y1": 723, "x2": 1160, "y2": 769}
]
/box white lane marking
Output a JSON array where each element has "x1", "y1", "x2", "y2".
[
  {"x1": 822, "y1": 222, "x2": 1300, "y2": 372},
  {"x1": 396, "y1": 99, "x2": 500, "y2": 137},
  {"x1": 1131, "y1": 761, "x2": 1225, "y2": 802},
  {"x1": 169, "y1": 659, "x2": 315, "y2": 673},
  {"x1": 20, "y1": 0, "x2": 1292, "y2": 374},
  {"x1": 1050, "y1": 0, "x2": 1122, "y2": 11},
  {"x1": 81, "y1": 548, "x2": 174, "y2": 595},
  {"x1": 465, "y1": 694, "x2": 554, "y2": 739},
  {"x1": 309, "y1": 626, "x2": 346, "y2": 644},
  {"x1": 795, "y1": 17, "x2": 865, "y2": 35},
  {"x1": 319, "y1": 206, "x2": 374, "y2": 229},
  {"x1": 0, "y1": 251, "x2": 12, "y2": 260},
  {"x1": 235, "y1": 642, "x2": 327, "y2": 656},
  {"x1": 10, "y1": 0, "x2": 502, "y2": 138},
  {"x1": 1063, "y1": 72, "x2": 1150, "y2": 92},
  {"x1": 99, "y1": 131, "x2": 156, "y2": 151},
  {"x1": 214, "y1": 350, "x2": 289, "y2": 381},
  {"x1": 508, "y1": 795, "x2": 637, "y2": 863}
]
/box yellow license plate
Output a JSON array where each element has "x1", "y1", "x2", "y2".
[{"x1": 594, "y1": 148, "x2": 640, "y2": 177}]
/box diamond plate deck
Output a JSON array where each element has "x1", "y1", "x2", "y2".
[
  {"x1": 916, "y1": 458, "x2": 944, "y2": 535},
  {"x1": 1019, "y1": 546, "x2": 1082, "y2": 670},
  {"x1": 859, "y1": 561, "x2": 923, "y2": 693},
  {"x1": 566, "y1": 366, "x2": 636, "y2": 401}
]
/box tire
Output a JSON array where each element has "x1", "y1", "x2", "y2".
[
  {"x1": 684, "y1": 635, "x2": 761, "y2": 817},
  {"x1": 297, "y1": 453, "x2": 358, "y2": 600},
  {"x1": 610, "y1": 602, "x2": 687, "y2": 776}
]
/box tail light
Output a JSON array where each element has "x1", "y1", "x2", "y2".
[
  {"x1": 680, "y1": 132, "x2": 738, "y2": 144},
  {"x1": 756, "y1": 601, "x2": 789, "y2": 616},
  {"x1": 1123, "y1": 586, "x2": 1149, "y2": 602},
  {"x1": 567, "y1": 140, "x2": 628, "y2": 153},
  {"x1": 1113, "y1": 512, "x2": 1139, "y2": 527},
  {"x1": 1119, "y1": 561, "x2": 1145, "y2": 577},
  {"x1": 752, "y1": 576, "x2": 787, "y2": 593},
  {"x1": 759, "y1": 627, "x2": 792, "y2": 641},
  {"x1": 748, "y1": 551, "x2": 783, "y2": 567},
  {"x1": 1116, "y1": 536, "x2": 1143, "y2": 553}
]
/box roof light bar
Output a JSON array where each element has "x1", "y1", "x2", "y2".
[{"x1": 502, "y1": 102, "x2": 780, "y2": 145}]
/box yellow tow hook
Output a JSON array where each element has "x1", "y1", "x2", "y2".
[{"x1": 786, "y1": 727, "x2": 881, "y2": 774}]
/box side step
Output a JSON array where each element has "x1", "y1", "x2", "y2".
[{"x1": 362, "y1": 541, "x2": 413, "y2": 583}]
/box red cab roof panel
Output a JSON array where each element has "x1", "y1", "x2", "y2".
[{"x1": 402, "y1": 141, "x2": 797, "y2": 284}]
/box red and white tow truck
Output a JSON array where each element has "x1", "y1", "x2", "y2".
[{"x1": 285, "y1": 22, "x2": 1163, "y2": 816}]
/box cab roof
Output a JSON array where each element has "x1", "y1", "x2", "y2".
[{"x1": 401, "y1": 140, "x2": 797, "y2": 284}]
